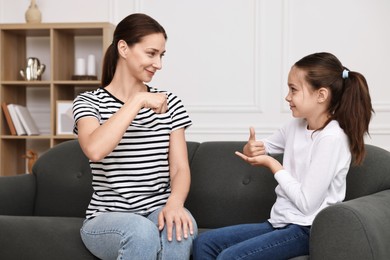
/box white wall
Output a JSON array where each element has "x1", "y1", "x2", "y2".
[{"x1": 1, "y1": 0, "x2": 389, "y2": 150}]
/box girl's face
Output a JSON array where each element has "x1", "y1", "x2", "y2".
[
  {"x1": 285, "y1": 66, "x2": 322, "y2": 120},
  {"x1": 125, "y1": 33, "x2": 166, "y2": 83}
]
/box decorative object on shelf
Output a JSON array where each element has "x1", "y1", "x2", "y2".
[
  {"x1": 25, "y1": 0, "x2": 42, "y2": 24},
  {"x1": 1, "y1": 102, "x2": 17, "y2": 135},
  {"x1": 87, "y1": 54, "x2": 96, "y2": 76},
  {"x1": 5, "y1": 103, "x2": 40, "y2": 136},
  {"x1": 20, "y1": 57, "x2": 46, "y2": 81},
  {"x1": 75, "y1": 57, "x2": 86, "y2": 75},
  {"x1": 56, "y1": 100, "x2": 74, "y2": 135},
  {"x1": 13, "y1": 104, "x2": 40, "y2": 136},
  {"x1": 72, "y1": 55, "x2": 98, "y2": 80},
  {"x1": 22, "y1": 149, "x2": 38, "y2": 174},
  {"x1": 6, "y1": 104, "x2": 27, "y2": 136}
]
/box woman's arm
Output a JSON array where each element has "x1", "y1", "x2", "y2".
[
  {"x1": 77, "y1": 92, "x2": 167, "y2": 161},
  {"x1": 158, "y1": 128, "x2": 194, "y2": 241}
]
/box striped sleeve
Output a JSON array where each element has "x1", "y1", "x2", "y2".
[
  {"x1": 72, "y1": 91, "x2": 101, "y2": 134},
  {"x1": 167, "y1": 92, "x2": 192, "y2": 131}
]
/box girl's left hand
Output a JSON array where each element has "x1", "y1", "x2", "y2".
[
  {"x1": 158, "y1": 204, "x2": 194, "y2": 242},
  {"x1": 235, "y1": 151, "x2": 283, "y2": 174}
]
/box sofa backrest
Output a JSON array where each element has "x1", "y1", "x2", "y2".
[
  {"x1": 185, "y1": 141, "x2": 279, "y2": 229},
  {"x1": 32, "y1": 140, "x2": 93, "y2": 217},
  {"x1": 185, "y1": 142, "x2": 390, "y2": 230},
  {"x1": 31, "y1": 140, "x2": 201, "y2": 218},
  {"x1": 345, "y1": 144, "x2": 390, "y2": 201},
  {"x1": 31, "y1": 140, "x2": 390, "y2": 227}
]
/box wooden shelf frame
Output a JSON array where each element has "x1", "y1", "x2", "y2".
[{"x1": 0, "y1": 22, "x2": 114, "y2": 175}]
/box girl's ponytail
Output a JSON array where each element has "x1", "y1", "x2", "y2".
[{"x1": 335, "y1": 70, "x2": 373, "y2": 165}]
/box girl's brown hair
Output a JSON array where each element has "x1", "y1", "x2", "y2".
[
  {"x1": 101, "y1": 13, "x2": 167, "y2": 87},
  {"x1": 294, "y1": 52, "x2": 373, "y2": 165}
]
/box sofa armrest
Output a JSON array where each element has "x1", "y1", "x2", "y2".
[
  {"x1": 310, "y1": 189, "x2": 390, "y2": 260},
  {"x1": 0, "y1": 174, "x2": 36, "y2": 216}
]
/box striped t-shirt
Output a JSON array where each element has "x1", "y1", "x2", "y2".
[{"x1": 73, "y1": 86, "x2": 192, "y2": 219}]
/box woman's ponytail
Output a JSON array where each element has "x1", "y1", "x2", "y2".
[{"x1": 101, "y1": 43, "x2": 118, "y2": 87}]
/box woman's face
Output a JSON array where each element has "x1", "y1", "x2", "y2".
[
  {"x1": 125, "y1": 33, "x2": 166, "y2": 83},
  {"x1": 285, "y1": 66, "x2": 320, "y2": 120}
]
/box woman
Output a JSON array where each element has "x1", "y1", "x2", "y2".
[{"x1": 73, "y1": 13, "x2": 197, "y2": 260}]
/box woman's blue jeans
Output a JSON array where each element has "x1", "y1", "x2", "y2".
[
  {"x1": 80, "y1": 207, "x2": 197, "y2": 260},
  {"x1": 193, "y1": 221, "x2": 310, "y2": 260}
]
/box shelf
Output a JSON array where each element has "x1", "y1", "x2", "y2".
[
  {"x1": 54, "y1": 80, "x2": 101, "y2": 85},
  {"x1": 0, "y1": 81, "x2": 51, "y2": 86},
  {"x1": 1, "y1": 81, "x2": 101, "y2": 85},
  {"x1": 0, "y1": 135, "x2": 51, "y2": 139},
  {"x1": 0, "y1": 28, "x2": 50, "y2": 37},
  {"x1": 53, "y1": 135, "x2": 77, "y2": 139},
  {"x1": 0, "y1": 22, "x2": 114, "y2": 175}
]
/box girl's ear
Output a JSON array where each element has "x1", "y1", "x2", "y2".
[
  {"x1": 117, "y1": 40, "x2": 128, "y2": 59},
  {"x1": 317, "y1": 87, "x2": 329, "y2": 103}
]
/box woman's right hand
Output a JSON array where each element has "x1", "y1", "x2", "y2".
[
  {"x1": 243, "y1": 127, "x2": 266, "y2": 157},
  {"x1": 138, "y1": 92, "x2": 168, "y2": 114},
  {"x1": 78, "y1": 92, "x2": 168, "y2": 161}
]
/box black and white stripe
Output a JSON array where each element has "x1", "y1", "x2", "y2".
[{"x1": 73, "y1": 86, "x2": 192, "y2": 218}]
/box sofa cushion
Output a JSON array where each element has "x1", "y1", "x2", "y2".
[
  {"x1": 186, "y1": 141, "x2": 279, "y2": 229},
  {"x1": 0, "y1": 215, "x2": 97, "y2": 260},
  {"x1": 32, "y1": 140, "x2": 93, "y2": 217}
]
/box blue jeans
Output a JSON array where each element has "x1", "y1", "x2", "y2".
[
  {"x1": 80, "y1": 207, "x2": 197, "y2": 260},
  {"x1": 193, "y1": 221, "x2": 310, "y2": 260}
]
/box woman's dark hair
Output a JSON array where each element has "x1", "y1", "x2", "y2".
[
  {"x1": 101, "y1": 13, "x2": 167, "y2": 87},
  {"x1": 294, "y1": 52, "x2": 373, "y2": 165}
]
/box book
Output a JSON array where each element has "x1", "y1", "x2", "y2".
[
  {"x1": 7, "y1": 104, "x2": 27, "y2": 136},
  {"x1": 13, "y1": 104, "x2": 40, "y2": 136},
  {"x1": 1, "y1": 102, "x2": 17, "y2": 135}
]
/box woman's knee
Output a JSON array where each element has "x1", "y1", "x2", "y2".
[{"x1": 81, "y1": 212, "x2": 161, "y2": 259}]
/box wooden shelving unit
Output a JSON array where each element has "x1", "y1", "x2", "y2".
[{"x1": 0, "y1": 22, "x2": 114, "y2": 176}]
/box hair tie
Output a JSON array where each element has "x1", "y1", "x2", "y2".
[{"x1": 342, "y1": 69, "x2": 349, "y2": 79}]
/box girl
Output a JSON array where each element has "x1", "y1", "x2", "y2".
[
  {"x1": 193, "y1": 52, "x2": 373, "y2": 259},
  {"x1": 73, "y1": 13, "x2": 197, "y2": 260}
]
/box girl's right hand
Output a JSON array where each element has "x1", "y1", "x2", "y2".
[{"x1": 243, "y1": 127, "x2": 266, "y2": 157}]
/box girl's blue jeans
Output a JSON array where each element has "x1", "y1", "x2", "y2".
[
  {"x1": 193, "y1": 221, "x2": 310, "y2": 260},
  {"x1": 80, "y1": 207, "x2": 197, "y2": 260}
]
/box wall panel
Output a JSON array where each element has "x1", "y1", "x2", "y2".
[{"x1": 0, "y1": 0, "x2": 388, "y2": 150}]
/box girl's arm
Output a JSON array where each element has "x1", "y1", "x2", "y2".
[
  {"x1": 275, "y1": 136, "x2": 350, "y2": 214},
  {"x1": 235, "y1": 151, "x2": 283, "y2": 174},
  {"x1": 237, "y1": 133, "x2": 350, "y2": 215}
]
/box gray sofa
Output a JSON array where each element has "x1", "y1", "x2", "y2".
[{"x1": 0, "y1": 140, "x2": 390, "y2": 260}]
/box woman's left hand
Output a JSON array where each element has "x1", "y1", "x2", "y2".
[{"x1": 158, "y1": 203, "x2": 194, "y2": 241}]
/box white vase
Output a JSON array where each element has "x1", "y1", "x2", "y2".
[{"x1": 25, "y1": 0, "x2": 42, "y2": 23}]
